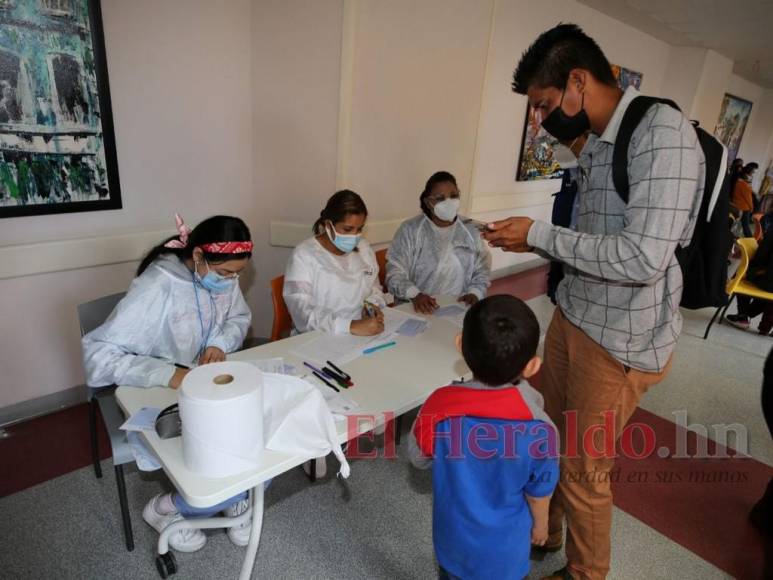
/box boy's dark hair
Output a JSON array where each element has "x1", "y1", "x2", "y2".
[
  {"x1": 512, "y1": 23, "x2": 616, "y2": 95},
  {"x1": 420, "y1": 171, "x2": 457, "y2": 219},
  {"x1": 137, "y1": 215, "x2": 252, "y2": 276},
  {"x1": 313, "y1": 189, "x2": 368, "y2": 234},
  {"x1": 462, "y1": 295, "x2": 540, "y2": 386}
]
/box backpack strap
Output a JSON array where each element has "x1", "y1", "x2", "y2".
[{"x1": 612, "y1": 96, "x2": 680, "y2": 203}]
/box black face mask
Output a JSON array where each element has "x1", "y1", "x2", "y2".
[{"x1": 541, "y1": 87, "x2": 591, "y2": 142}]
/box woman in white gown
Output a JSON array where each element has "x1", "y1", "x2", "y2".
[
  {"x1": 386, "y1": 171, "x2": 490, "y2": 314},
  {"x1": 284, "y1": 189, "x2": 387, "y2": 336}
]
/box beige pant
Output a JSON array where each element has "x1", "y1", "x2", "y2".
[{"x1": 540, "y1": 309, "x2": 671, "y2": 580}]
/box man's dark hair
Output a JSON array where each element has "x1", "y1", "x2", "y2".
[
  {"x1": 512, "y1": 23, "x2": 616, "y2": 95},
  {"x1": 461, "y1": 295, "x2": 540, "y2": 386},
  {"x1": 745, "y1": 162, "x2": 760, "y2": 172}
]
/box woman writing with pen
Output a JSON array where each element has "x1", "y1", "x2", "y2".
[
  {"x1": 81, "y1": 214, "x2": 254, "y2": 553},
  {"x1": 283, "y1": 190, "x2": 387, "y2": 336}
]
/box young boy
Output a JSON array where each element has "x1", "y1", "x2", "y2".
[{"x1": 408, "y1": 295, "x2": 559, "y2": 580}]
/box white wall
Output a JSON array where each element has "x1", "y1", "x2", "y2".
[
  {"x1": 343, "y1": 0, "x2": 492, "y2": 220},
  {"x1": 3, "y1": 0, "x2": 773, "y2": 411},
  {"x1": 661, "y1": 47, "x2": 710, "y2": 114},
  {"x1": 248, "y1": 0, "x2": 344, "y2": 337},
  {"x1": 690, "y1": 50, "x2": 734, "y2": 132}
]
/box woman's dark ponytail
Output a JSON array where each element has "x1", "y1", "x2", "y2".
[
  {"x1": 137, "y1": 215, "x2": 252, "y2": 276},
  {"x1": 312, "y1": 190, "x2": 368, "y2": 234}
]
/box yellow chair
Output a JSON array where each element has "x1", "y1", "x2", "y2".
[
  {"x1": 269, "y1": 275, "x2": 293, "y2": 341},
  {"x1": 703, "y1": 237, "x2": 773, "y2": 338}
]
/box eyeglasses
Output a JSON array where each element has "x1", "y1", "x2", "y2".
[{"x1": 426, "y1": 191, "x2": 461, "y2": 204}]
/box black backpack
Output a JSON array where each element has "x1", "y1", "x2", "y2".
[
  {"x1": 547, "y1": 170, "x2": 578, "y2": 304},
  {"x1": 612, "y1": 96, "x2": 731, "y2": 309}
]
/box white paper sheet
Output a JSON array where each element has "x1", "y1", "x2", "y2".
[
  {"x1": 434, "y1": 304, "x2": 468, "y2": 328},
  {"x1": 120, "y1": 406, "x2": 161, "y2": 432}
]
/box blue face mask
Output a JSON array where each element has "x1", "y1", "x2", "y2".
[
  {"x1": 326, "y1": 223, "x2": 360, "y2": 253},
  {"x1": 196, "y1": 262, "x2": 237, "y2": 293}
]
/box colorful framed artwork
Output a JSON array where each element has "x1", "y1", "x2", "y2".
[
  {"x1": 714, "y1": 93, "x2": 753, "y2": 162},
  {"x1": 515, "y1": 63, "x2": 644, "y2": 181},
  {"x1": 611, "y1": 64, "x2": 643, "y2": 91},
  {"x1": 0, "y1": 0, "x2": 121, "y2": 218}
]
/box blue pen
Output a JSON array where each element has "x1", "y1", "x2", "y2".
[
  {"x1": 303, "y1": 361, "x2": 325, "y2": 375},
  {"x1": 304, "y1": 361, "x2": 346, "y2": 386},
  {"x1": 363, "y1": 340, "x2": 397, "y2": 355}
]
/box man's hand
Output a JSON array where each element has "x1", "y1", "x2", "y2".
[
  {"x1": 481, "y1": 217, "x2": 535, "y2": 253},
  {"x1": 458, "y1": 293, "x2": 479, "y2": 306},
  {"x1": 412, "y1": 293, "x2": 439, "y2": 314},
  {"x1": 199, "y1": 346, "x2": 226, "y2": 365}
]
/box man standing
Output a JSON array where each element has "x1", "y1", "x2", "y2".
[{"x1": 482, "y1": 24, "x2": 704, "y2": 580}]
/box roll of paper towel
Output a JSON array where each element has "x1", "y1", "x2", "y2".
[{"x1": 179, "y1": 361, "x2": 264, "y2": 478}]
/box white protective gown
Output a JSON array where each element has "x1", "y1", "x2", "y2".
[
  {"x1": 386, "y1": 214, "x2": 491, "y2": 301},
  {"x1": 82, "y1": 254, "x2": 251, "y2": 388},
  {"x1": 283, "y1": 236, "x2": 386, "y2": 335}
]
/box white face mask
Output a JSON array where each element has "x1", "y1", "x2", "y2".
[
  {"x1": 553, "y1": 143, "x2": 578, "y2": 169},
  {"x1": 433, "y1": 198, "x2": 460, "y2": 222}
]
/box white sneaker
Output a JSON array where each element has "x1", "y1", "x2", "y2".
[
  {"x1": 142, "y1": 494, "x2": 207, "y2": 553},
  {"x1": 302, "y1": 456, "x2": 327, "y2": 478},
  {"x1": 223, "y1": 499, "x2": 251, "y2": 547}
]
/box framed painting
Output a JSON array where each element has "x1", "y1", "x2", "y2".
[
  {"x1": 714, "y1": 93, "x2": 753, "y2": 162},
  {"x1": 0, "y1": 0, "x2": 121, "y2": 218},
  {"x1": 515, "y1": 63, "x2": 644, "y2": 181}
]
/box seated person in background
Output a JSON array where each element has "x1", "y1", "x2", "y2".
[
  {"x1": 726, "y1": 226, "x2": 773, "y2": 335},
  {"x1": 284, "y1": 189, "x2": 386, "y2": 336},
  {"x1": 408, "y1": 295, "x2": 559, "y2": 580},
  {"x1": 386, "y1": 171, "x2": 490, "y2": 315},
  {"x1": 731, "y1": 163, "x2": 758, "y2": 238},
  {"x1": 81, "y1": 214, "x2": 254, "y2": 552}
]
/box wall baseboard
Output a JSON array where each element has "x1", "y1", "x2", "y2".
[{"x1": 0, "y1": 385, "x2": 87, "y2": 428}]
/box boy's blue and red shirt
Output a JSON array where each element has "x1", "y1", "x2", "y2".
[{"x1": 409, "y1": 380, "x2": 559, "y2": 580}]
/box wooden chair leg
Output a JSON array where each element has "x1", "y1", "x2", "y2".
[
  {"x1": 114, "y1": 464, "x2": 135, "y2": 552},
  {"x1": 89, "y1": 398, "x2": 102, "y2": 479}
]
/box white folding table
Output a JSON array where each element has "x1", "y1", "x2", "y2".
[{"x1": 115, "y1": 298, "x2": 471, "y2": 579}]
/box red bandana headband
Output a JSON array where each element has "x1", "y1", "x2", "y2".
[{"x1": 200, "y1": 241, "x2": 253, "y2": 254}]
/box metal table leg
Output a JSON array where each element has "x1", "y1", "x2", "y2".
[
  {"x1": 239, "y1": 484, "x2": 265, "y2": 580},
  {"x1": 155, "y1": 483, "x2": 265, "y2": 579}
]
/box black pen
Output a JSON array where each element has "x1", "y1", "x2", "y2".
[
  {"x1": 323, "y1": 367, "x2": 350, "y2": 388},
  {"x1": 174, "y1": 363, "x2": 190, "y2": 370},
  {"x1": 312, "y1": 370, "x2": 340, "y2": 392},
  {"x1": 326, "y1": 360, "x2": 351, "y2": 381}
]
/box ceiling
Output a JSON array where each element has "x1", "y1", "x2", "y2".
[{"x1": 577, "y1": 0, "x2": 773, "y2": 88}]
